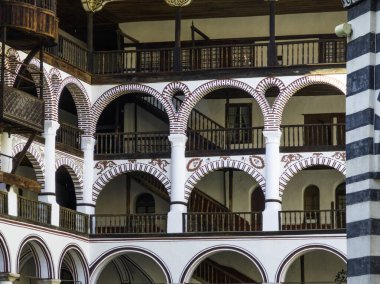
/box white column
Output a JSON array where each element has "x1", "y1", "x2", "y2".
[
  {"x1": 7, "y1": 186, "x2": 18, "y2": 217},
  {"x1": 0, "y1": 273, "x2": 20, "y2": 284},
  {"x1": 40, "y1": 120, "x2": 60, "y2": 226},
  {"x1": 262, "y1": 130, "x2": 282, "y2": 231},
  {"x1": 77, "y1": 136, "x2": 96, "y2": 215},
  {"x1": 167, "y1": 134, "x2": 187, "y2": 233},
  {"x1": 1, "y1": 132, "x2": 12, "y2": 173}
]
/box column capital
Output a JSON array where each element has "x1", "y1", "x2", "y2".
[
  {"x1": 81, "y1": 136, "x2": 96, "y2": 151},
  {"x1": 168, "y1": 133, "x2": 187, "y2": 147},
  {"x1": 263, "y1": 130, "x2": 282, "y2": 144},
  {"x1": 0, "y1": 273, "x2": 20, "y2": 282},
  {"x1": 43, "y1": 120, "x2": 60, "y2": 135}
]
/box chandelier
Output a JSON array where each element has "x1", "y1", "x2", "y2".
[
  {"x1": 164, "y1": 0, "x2": 192, "y2": 7},
  {"x1": 81, "y1": 0, "x2": 122, "y2": 13}
]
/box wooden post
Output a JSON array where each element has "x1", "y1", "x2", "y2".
[
  {"x1": 228, "y1": 170, "x2": 233, "y2": 211},
  {"x1": 87, "y1": 12, "x2": 94, "y2": 72},
  {"x1": 39, "y1": 47, "x2": 43, "y2": 99},
  {"x1": 268, "y1": 1, "x2": 278, "y2": 66},
  {"x1": 1, "y1": 26, "x2": 6, "y2": 92},
  {"x1": 300, "y1": 255, "x2": 305, "y2": 284},
  {"x1": 173, "y1": 7, "x2": 182, "y2": 72}
]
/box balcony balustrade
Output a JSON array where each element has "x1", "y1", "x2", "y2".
[
  {"x1": 44, "y1": 33, "x2": 346, "y2": 76},
  {"x1": 184, "y1": 212, "x2": 263, "y2": 233},
  {"x1": 59, "y1": 206, "x2": 89, "y2": 234},
  {"x1": 56, "y1": 122, "x2": 83, "y2": 150},
  {"x1": 90, "y1": 214, "x2": 168, "y2": 234},
  {"x1": 279, "y1": 209, "x2": 346, "y2": 231},
  {"x1": 0, "y1": 191, "x2": 8, "y2": 215},
  {"x1": 18, "y1": 196, "x2": 51, "y2": 225}
]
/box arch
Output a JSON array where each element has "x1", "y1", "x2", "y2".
[
  {"x1": 92, "y1": 162, "x2": 171, "y2": 202},
  {"x1": 335, "y1": 182, "x2": 346, "y2": 210},
  {"x1": 185, "y1": 159, "x2": 265, "y2": 200},
  {"x1": 16, "y1": 235, "x2": 54, "y2": 279},
  {"x1": 57, "y1": 77, "x2": 92, "y2": 136},
  {"x1": 0, "y1": 232, "x2": 11, "y2": 273},
  {"x1": 256, "y1": 77, "x2": 286, "y2": 95},
  {"x1": 89, "y1": 246, "x2": 172, "y2": 284},
  {"x1": 91, "y1": 84, "x2": 176, "y2": 135},
  {"x1": 179, "y1": 245, "x2": 268, "y2": 283},
  {"x1": 279, "y1": 156, "x2": 346, "y2": 196},
  {"x1": 55, "y1": 157, "x2": 83, "y2": 202},
  {"x1": 275, "y1": 244, "x2": 346, "y2": 283},
  {"x1": 58, "y1": 244, "x2": 89, "y2": 284},
  {"x1": 48, "y1": 68, "x2": 62, "y2": 96},
  {"x1": 273, "y1": 75, "x2": 346, "y2": 126},
  {"x1": 12, "y1": 143, "x2": 45, "y2": 189},
  {"x1": 4, "y1": 48, "x2": 21, "y2": 86},
  {"x1": 178, "y1": 79, "x2": 270, "y2": 133},
  {"x1": 304, "y1": 185, "x2": 320, "y2": 210}
]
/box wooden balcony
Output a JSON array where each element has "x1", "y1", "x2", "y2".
[
  {"x1": 56, "y1": 122, "x2": 83, "y2": 150},
  {"x1": 90, "y1": 214, "x2": 167, "y2": 234},
  {"x1": 0, "y1": 191, "x2": 8, "y2": 215},
  {"x1": 59, "y1": 206, "x2": 89, "y2": 234},
  {"x1": 43, "y1": 33, "x2": 346, "y2": 82},
  {"x1": 279, "y1": 209, "x2": 346, "y2": 231},
  {"x1": 0, "y1": 86, "x2": 44, "y2": 133},
  {"x1": 18, "y1": 196, "x2": 51, "y2": 225},
  {"x1": 0, "y1": 0, "x2": 58, "y2": 48},
  {"x1": 184, "y1": 212, "x2": 263, "y2": 233},
  {"x1": 94, "y1": 124, "x2": 345, "y2": 159}
]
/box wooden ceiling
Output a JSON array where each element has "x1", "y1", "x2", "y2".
[{"x1": 58, "y1": 0, "x2": 344, "y2": 29}]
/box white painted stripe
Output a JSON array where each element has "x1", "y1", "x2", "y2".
[
  {"x1": 347, "y1": 125, "x2": 373, "y2": 144},
  {"x1": 347, "y1": 179, "x2": 376, "y2": 194},
  {"x1": 348, "y1": 274, "x2": 380, "y2": 283},
  {"x1": 346, "y1": 89, "x2": 375, "y2": 115},
  {"x1": 349, "y1": 11, "x2": 377, "y2": 41},
  {"x1": 348, "y1": 235, "x2": 380, "y2": 258},
  {"x1": 347, "y1": 52, "x2": 376, "y2": 73},
  {"x1": 346, "y1": 155, "x2": 373, "y2": 177},
  {"x1": 347, "y1": 202, "x2": 380, "y2": 223}
]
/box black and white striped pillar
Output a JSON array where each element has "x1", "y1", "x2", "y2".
[{"x1": 344, "y1": 0, "x2": 380, "y2": 283}]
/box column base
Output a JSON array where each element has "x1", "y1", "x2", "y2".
[
  {"x1": 167, "y1": 203, "x2": 187, "y2": 233},
  {"x1": 262, "y1": 200, "x2": 281, "y2": 231}
]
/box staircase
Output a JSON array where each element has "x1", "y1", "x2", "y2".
[
  {"x1": 129, "y1": 172, "x2": 253, "y2": 232},
  {"x1": 193, "y1": 258, "x2": 257, "y2": 284},
  {"x1": 135, "y1": 95, "x2": 225, "y2": 150}
]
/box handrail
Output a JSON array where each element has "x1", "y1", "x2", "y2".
[
  {"x1": 59, "y1": 207, "x2": 89, "y2": 234},
  {"x1": 17, "y1": 196, "x2": 51, "y2": 224},
  {"x1": 279, "y1": 209, "x2": 346, "y2": 230},
  {"x1": 3, "y1": 0, "x2": 57, "y2": 13},
  {"x1": 56, "y1": 122, "x2": 83, "y2": 149},
  {"x1": 0, "y1": 191, "x2": 8, "y2": 215},
  {"x1": 91, "y1": 214, "x2": 167, "y2": 234}
]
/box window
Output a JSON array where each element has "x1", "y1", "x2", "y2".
[
  {"x1": 226, "y1": 103, "x2": 252, "y2": 143},
  {"x1": 335, "y1": 183, "x2": 346, "y2": 228},
  {"x1": 136, "y1": 193, "x2": 155, "y2": 214},
  {"x1": 251, "y1": 187, "x2": 265, "y2": 230},
  {"x1": 304, "y1": 185, "x2": 320, "y2": 211}
]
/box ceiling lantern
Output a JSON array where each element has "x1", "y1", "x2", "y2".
[
  {"x1": 81, "y1": 0, "x2": 122, "y2": 13},
  {"x1": 164, "y1": 0, "x2": 192, "y2": 7}
]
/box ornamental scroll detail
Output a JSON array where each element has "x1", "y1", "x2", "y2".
[
  {"x1": 81, "y1": 0, "x2": 122, "y2": 12},
  {"x1": 165, "y1": 0, "x2": 192, "y2": 7},
  {"x1": 341, "y1": 0, "x2": 364, "y2": 8}
]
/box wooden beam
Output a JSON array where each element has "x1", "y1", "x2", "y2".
[
  {"x1": 11, "y1": 133, "x2": 36, "y2": 174},
  {"x1": 0, "y1": 171, "x2": 41, "y2": 192}
]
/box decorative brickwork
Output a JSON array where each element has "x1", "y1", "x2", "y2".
[
  {"x1": 57, "y1": 77, "x2": 92, "y2": 136},
  {"x1": 91, "y1": 84, "x2": 175, "y2": 135},
  {"x1": 185, "y1": 158, "x2": 265, "y2": 200},
  {"x1": 12, "y1": 143, "x2": 45, "y2": 189},
  {"x1": 273, "y1": 75, "x2": 346, "y2": 126},
  {"x1": 48, "y1": 68, "x2": 62, "y2": 97},
  {"x1": 92, "y1": 162, "x2": 171, "y2": 202},
  {"x1": 5, "y1": 48, "x2": 20, "y2": 86},
  {"x1": 178, "y1": 79, "x2": 270, "y2": 133},
  {"x1": 279, "y1": 154, "x2": 346, "y2": 196},
  {"x1": 256, "y1": 77, "x2": 286, "y2": 95},
  {"x1": 55, "y1": 157, "x2": 84, "y2": 201}
]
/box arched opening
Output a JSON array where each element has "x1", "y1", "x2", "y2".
[
  {"x1": 59, "y1": 247, "x2": 89, "y2": 284},
  {"x1": 183, "y1": 250, "x2": 265, "y2": 284},
  {"x1": 57, "y1": 87, "x2": 81, "y2": 150},
  {"x1": 95, "y1": 93, "x2": 170, "y2": 157},
  {"x1": 56, "y1": 166, "x2": 76, "y2": 210},
  {"x1": 94, "y1": 251, "x2": 169, "y2": 284},
  {"x1": 335, "y1": 183, "x2": 346, "y2": 228},
  {"x1": 187, "y1": 87, "x2": 265, "y2": 155},
  {"x1": 281, "y1": 166, "x2": 345, "y2": 230},
  {"x1": 94, "y1": 172, "x2": 169, "y2": 234},
  {"x1": 13, "y1": 153, "x2": 39, "y2": 201},
  {"x1": 187, "y1": 168, "x2": 262, "y2": 232},
  {"x1": 281, "y1": 84, "x2": 345, "y2": 150},
  {"x1": 251, "y1": 187, "x2": 265, "y2": 230},
  {"x1": 282, "y1": 249, "x2": 346, "y2": 283}
]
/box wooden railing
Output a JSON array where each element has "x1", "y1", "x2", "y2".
[
  {"x1": 95, "y1": 131, "x2": 170, "y2": 156},
  {"x1": 187, "y1": 127, "x2": 264, "y2": 152},
  {"x1": 281, "y1": 124, "x2": 345, "y2": 148},
  {"x1": 56, "y1": 122, "x2": 83, "y2": 149},
  {"x1": 59, "y1": 207, "x2": 89, "y2": 234},
  {"x1": 189, "y1": 188, "x2": 229, "y2": 213},
  {"x1": 0, "y1": 191, "x2": 8, "y2": 215},
  {"x1": 5, "y1": 0, "x2": 57, "y2": 12},
  {"x1": 91, "y1": 214, "x2": 167, "y2": 234},
  {"x1": 45, "y1": 35, "x2": 89, "y2": 71},
  {"x1": 184, "y1": 212, "x2": 262, "y2": 233},
  {"x1": 18, "y1": 196, "x2": 51, "y2": 224},
  {"x1": 279, "y1": 209, "x2": 346, "y2": 230}
]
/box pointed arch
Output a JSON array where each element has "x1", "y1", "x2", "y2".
[
  {"x1": 275, "y1": 244, "x2": 346, "y2": 283},
  {"x1": 12, "y1": 143, "x2": 45, "y2": 189},
  {"x1": 91, "y1": 84, "x2": 176, "y2": 135},
  {"x1": 92, "y1": 162, "x2": 171, "y2": 202},
  {"x1": 55, "y1": 157, "x2": 83, "y2": 202},
  {"x1": 273, "y1": 75, "x2": 346, "y2": 126},
  {"x1": 279, "y1": 156, "x2": 346, "y2": 196},
  {"x1": 178, "y1": 79, "x2": 270, "y2": 133},
  {"x1": 57, "y1": 77, "x2": 92, "y2": 136},
  {"x1": 179, "y1": 245, "x2": 268, "y2": 283},
  {"x1": 16, "y1": 235, "x2": 54, "y2": 279},
  {"x1": 58, "y1": 244, "x2": 89, "y2": 284},
  {"x1": 185, "y1": 158, "x2": 265, "y2": 200}
]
